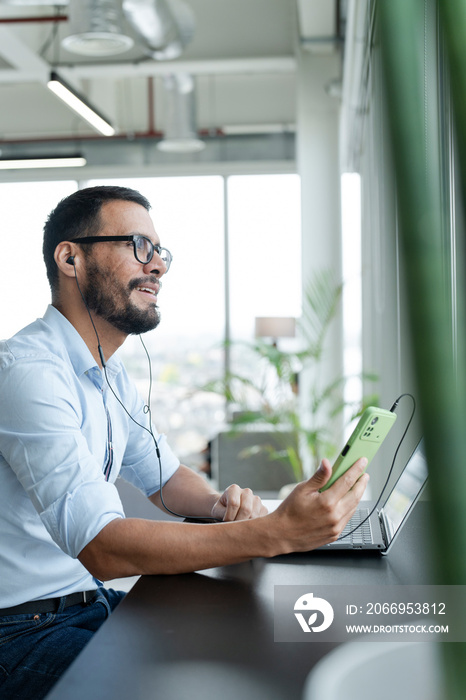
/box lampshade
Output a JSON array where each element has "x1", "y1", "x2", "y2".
[{"x1": 255, "y1": 317, "x2": 296, "y2": 339}]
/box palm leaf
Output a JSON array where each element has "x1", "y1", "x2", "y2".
[{"x1": 300, "y1": 269, "x2": 343, "y2": 359}]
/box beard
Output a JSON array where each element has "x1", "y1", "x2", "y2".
[{"x1": 82, "y1": 258, "x2": 161, "y2": 335}]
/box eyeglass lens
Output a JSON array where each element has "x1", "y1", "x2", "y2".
[{"x1": 135, "y1": 236, "x2": 171, "y2": 269}]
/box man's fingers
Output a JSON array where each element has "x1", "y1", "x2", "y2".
[
  {"x1": 222, "y1": 485, "x2": 242, "y2": 520},
  {"x1": 342, "y1": 470, "x2": 370, "y2": 504},
  {"x1": 305, "y1": 456, "x2": 368, "y2": 496},
  {"x1": 325, "y1": 457, "x2": 368, "y2": 497},
  {"x1": 219, "y1": 485, "x2": 266, "y2": 521}
]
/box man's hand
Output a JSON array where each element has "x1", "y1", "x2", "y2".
[
  {"x1": 270, "y1": 456, "x2": 369, "y2": 552},
  {"x1": 211, "y1": 484, "x2": 269, "y2": 521}
]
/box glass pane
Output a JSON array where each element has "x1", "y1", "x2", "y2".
[
  {"x1": 228, "y1": 174, "x2": 302, "y2": 336},
  {"x1": 227, "y1": 174, "x2": 302, "y2": 409},
  {"x1": 0, "y1": 181, "x2": 77, "y2": 338},
  {"x1": 341, "y1": 172, "x2": 363, "y2": 426},
  {"x1": 87, "y1": 176, "x2": 225, "y2": 468}
]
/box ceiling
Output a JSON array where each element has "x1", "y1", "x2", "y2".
[{"x1": 0, "y1": 0, "x2": 343, "y2": 152}]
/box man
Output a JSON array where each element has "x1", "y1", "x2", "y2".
[{"x1": 0, "y1": 185, "x2": 369, "y2": 698}]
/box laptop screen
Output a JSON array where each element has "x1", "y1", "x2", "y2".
[{"x1": 380, "y1": 439, "x2": 428, "y2": 543}]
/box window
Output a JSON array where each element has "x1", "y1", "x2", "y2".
[
  {"x1": 0, "y1": 180, "x2": 77, "y2": 339},
  {"x1": 227, "y1": 174, "x2": 302, "y2": 405},
  {"x1": 228, "y1": 174, "x2": 302, "y2": 338}
]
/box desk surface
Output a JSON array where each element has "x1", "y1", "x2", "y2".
[{"x1": 48, "y1": 503, "x2": 438, "y2": 700}]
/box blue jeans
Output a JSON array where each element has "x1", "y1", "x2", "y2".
[{"x1": 0, "y1": 587, "x2": 125, "y2": 700}]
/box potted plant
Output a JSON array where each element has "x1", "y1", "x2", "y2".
[{"x1": 203, "y1": 270, "x2": 378, "y2": 485}]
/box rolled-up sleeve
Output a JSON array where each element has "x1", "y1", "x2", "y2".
[{"x1": 41, "y1": 481, "x2": 125, "y2": 558}]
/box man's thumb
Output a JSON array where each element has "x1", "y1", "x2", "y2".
[{"x1": 309, "y1": 459, "x2": 332, "y2": 487}]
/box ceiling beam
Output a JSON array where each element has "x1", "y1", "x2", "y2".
[
  {"x1": 61, "y1": 56, "x2": 297, "y2": 80},
  {"x1": 0, "y1": 25, "x2": 50, "y2": 83}
]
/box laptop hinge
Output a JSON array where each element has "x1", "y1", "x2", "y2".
[{"x1": 378, "y1": 509, "x2": 391, "y2": 547}]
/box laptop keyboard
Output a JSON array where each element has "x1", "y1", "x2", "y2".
[{"x1": 338, "y1": 508, "x2": 373, "y2": 545}]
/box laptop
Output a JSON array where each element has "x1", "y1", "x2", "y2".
[
  {"x1": 320, "y1": 438, "x2": 428, "y2": 553},
  {"x1": 264, "y1": 438, "x2": 428, "y2": 554}
]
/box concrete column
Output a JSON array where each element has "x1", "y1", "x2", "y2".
[{"x1": 296, "y1": 48, "x2": 344, "y2": 473}]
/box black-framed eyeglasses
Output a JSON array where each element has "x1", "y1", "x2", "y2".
[{"x1": 68, "y1": 235, "x2": 173, "y2": 271}]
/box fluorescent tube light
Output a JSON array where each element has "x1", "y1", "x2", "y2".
[
  {"x1": 47, "y1": 71, "x2": 115, "y2": 137},
  {"x1": 0, "y1": 156, "x2": 87, "y2": 170}
]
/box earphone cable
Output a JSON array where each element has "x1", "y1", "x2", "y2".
[{"x1": 72, "y1": 262, "x2": 219, "y2": 522}]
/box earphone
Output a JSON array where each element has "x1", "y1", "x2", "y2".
[{"x1": 66, "y1": 255, "x2": 74, "y2": 265}]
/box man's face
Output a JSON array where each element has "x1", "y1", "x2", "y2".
[{"x1": 80, "y1": 200, "x2": 166, "y2": 336}]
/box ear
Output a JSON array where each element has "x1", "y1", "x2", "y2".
[{"x1": 54, "y1": 241, "x2": 79, "y2": 279}]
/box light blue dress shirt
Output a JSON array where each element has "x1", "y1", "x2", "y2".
[{"x1": 0, "y1": 305, "x2": 180, "y2": 607}]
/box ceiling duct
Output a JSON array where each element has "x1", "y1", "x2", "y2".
[
  {"x1": 157, "y1": 73, "x2": 204, "y2": 153},
  {"x1": 123, "y1": 0, "x2": 195, "y2": 61},
  {"x1": 62, "y1": 0, "x2": 134, "y2": 56}
]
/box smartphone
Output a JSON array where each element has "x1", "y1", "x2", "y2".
[{"x1": 319, "y1": 406, "x2": 397, "y2": 491}]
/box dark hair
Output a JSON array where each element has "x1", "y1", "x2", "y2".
[{"x1": 42, "y1": 185, "x2": 151, "y2": 292}]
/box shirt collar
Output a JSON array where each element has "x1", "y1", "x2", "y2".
[{"x1": 43, "y1": 305, "x2": 122, "y2": 380}]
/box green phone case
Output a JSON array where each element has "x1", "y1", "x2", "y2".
[{"x1": 320, "y1": 406, "x2": 397, "y2": 491}]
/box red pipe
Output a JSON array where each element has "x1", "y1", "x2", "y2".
[
  {"x1": 0, "y1": 16, "x2": 68, "y2": 24},
  {"x1": 0, "y1": 126, "x2": 227, "y2": 145},
  {"x1": 147, "y1": 76, "x2": 157, "y2": 137},
  {"x1": 0, "y1": 130, "x2": 165, "y2": 146}
]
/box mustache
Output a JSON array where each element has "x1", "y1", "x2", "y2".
[{"x1": 128, "y1": 276, "x2": 162, "y2": 293}]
